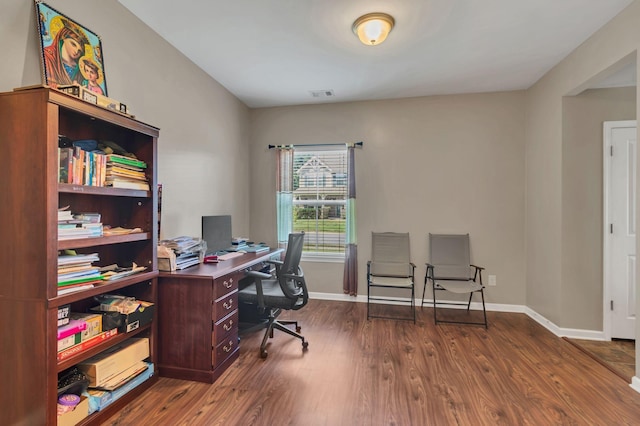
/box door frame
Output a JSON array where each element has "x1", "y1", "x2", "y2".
[{"x1": 603, "y1": 120, "x2": 637, "y2": 340}]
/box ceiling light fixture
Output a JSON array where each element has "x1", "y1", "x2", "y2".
[{"x1": 352, "y1": 12, "x2": 395, "y2": 46}]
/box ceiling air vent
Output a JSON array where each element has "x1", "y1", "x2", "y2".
[{"x1": 309, "y1": 89, "x2": 335, "y2": 98}]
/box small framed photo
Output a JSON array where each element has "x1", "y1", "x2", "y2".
[{"x1": 35, "y1": 1, "x2": 108, "y2": 96}]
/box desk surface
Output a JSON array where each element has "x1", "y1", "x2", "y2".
[{"x1": 158, "y1": 248, "x2": 284, "y2": 280}]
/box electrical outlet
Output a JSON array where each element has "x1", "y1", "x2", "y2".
[{"x1": 488, "y1": 275, "x2": 497, "y2": 286}]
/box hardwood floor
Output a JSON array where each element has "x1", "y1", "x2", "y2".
[
  {"x1": 104, "y1": 300, "x2": 640, "y2": 425},
  {"x1": 565, "y1": 337, "x2": 635, "y2": 382}
]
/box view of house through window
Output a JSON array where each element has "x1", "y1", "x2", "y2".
[{"x1": 289, "y1": 148, "x2": 348, "y2": 255}]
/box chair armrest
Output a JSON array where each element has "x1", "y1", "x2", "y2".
[
  {"x1": 246, "y1": 270, "x2": 272, "y2": 280},
  {"x1": 267, "y1": 259, "x2": 284, "y2": 266},
  {"x1": 245, "y1": 271, "x2": 269, "y2": 310},
  {"x1": 471, "y1": 264, "x2": 484, "y2": 283}
]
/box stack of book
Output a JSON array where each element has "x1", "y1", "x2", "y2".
[
  {"x1": 58, "y1": 252, "x2": 103, "y2": 295},
  {"x1": 224, "y1": 237, "x2": 269, "y2": 254},
  {"x1": 225, "y1": 237, "x2": 249, "y2": 252},
  {"x1": 105, "y1": 154, "x2": 149, "y2": 191},
  {"x1": 58, "y1": 146, "x2": 107, "y2": 186},
  {"x1": 58, "y1": 209, "x2": 103, "y2": 240}
]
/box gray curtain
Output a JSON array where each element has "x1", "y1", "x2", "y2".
[{"x1": 343, "y1": 146, "x2": 358, "y2": 296}]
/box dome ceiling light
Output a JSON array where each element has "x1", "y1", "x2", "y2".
[{"x1": 352, "y1": 12, "x2": 395, "y2": 46}]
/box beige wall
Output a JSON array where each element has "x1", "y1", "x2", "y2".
[
  {"x1": 561, "y1": 87, "x2": 636, "y2": 330},
  {"x1": 525, "y1": 1, "x2": 640, "y2": 335},
  {"x1": 0, "y1": 0, "x2": 252, "y2": 240},
  {"x1": 249, "y1": 93, "x2": 527, "y2": 301}
]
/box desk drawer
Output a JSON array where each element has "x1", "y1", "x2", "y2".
[
  {"x1": 212, "y1": 331, "x2": 238, "y2": 367},
  {"x1": 212, "y1": 291, "x2": 237, "y2": 323},
  {"x1": 213, "y1": 272, "x2": 240, "y2": 300},
  {"x1": 212, "y1": 310, "x2": 238, "y2": 345}
]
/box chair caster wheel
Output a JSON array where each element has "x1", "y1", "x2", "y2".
[
  {"x1": 302, "y1": 341, "x2": 309, "y2": 350},
  {"x1": 260, "y1": 349, "x2": 268, "y2": 358},
  {"x1": 296, "y1": 326, "x2": 301, "y2": 333}
]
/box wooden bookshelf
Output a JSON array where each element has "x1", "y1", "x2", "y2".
[{"x1": 0, "y1": 87, "x2": 159, "y2": 425}]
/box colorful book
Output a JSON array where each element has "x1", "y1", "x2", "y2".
[
  {"x1": 57, "y1": 319, "x2": 87, "y2": 340},
  {"x1": 57, "y1": 282, "x2": 100, "y2": 296},
  {"x1": 58, "y1": 332, "x2": 82, "y2": 351},
  {"x1": 58, "y1": 147, "x2": 73, "y2": 184},
  {"x1": 106, "y1": 154, "x2": 147, "y2": 169},
  {"x1": 58, "y1": 276, "x2": 103, "y2": 287},
  {"x1": 57, "y1": 328, "x2": 118, "y2": 362},
  {"x1": 105, "y1": 179, "x2": 150, "y2": 191}
]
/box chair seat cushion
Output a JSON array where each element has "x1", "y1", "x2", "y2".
[
  {"x1": 369, "y1": 275, "x2": 414, "y2": 287},
  {"x1": 238, "y1": 279, "x2": 302, "y2": 309},
  {"x1": 435, "y1": 279, "x2": 483, "y2": 293}
]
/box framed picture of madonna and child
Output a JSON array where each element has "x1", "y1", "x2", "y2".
[{"x1": 35, "y1": 1, "x2": 108, "y2": 96}]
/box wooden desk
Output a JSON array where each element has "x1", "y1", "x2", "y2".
[{"x1": 157, "y1": 249, "x2": 283, "y2": 383}]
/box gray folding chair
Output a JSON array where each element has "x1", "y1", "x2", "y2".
[
  {"x1": 422, "y1": 233, "x2": 487, "y2": 328},
  {"x1": 367, "y1": 232, "x2": 416, "y2": 322}
]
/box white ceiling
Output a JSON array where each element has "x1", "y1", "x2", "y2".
[{"x1": 118, "y1": 0, "x2": 635, "y2": 108}]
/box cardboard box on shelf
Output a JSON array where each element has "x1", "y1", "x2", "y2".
[
  {"x1": 91, "y1": 302, "x2": 154, "y2": 333},
  {"x1": 57, "y1": 395, "x2": 89, "y2": 426},
  {"x1": 87, "y1": 363, "x2": 154, "y2": 413},
  {"x1": 77, "y1": 338, "x2": 149, "y2": 387},
  {"x1": 70, "y1": 312, "x2": 103, "y2": 341}
]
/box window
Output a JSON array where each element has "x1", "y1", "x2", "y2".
[{"x1": 278, "y1": 148, "x2": 348, "y2": 257}]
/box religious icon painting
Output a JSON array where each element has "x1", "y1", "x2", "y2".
[{"x1": 35, "y1": 1, "x2": 108, "y2": 96}]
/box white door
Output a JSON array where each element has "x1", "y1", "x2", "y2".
[{"x1": 604, "y1": 120, "x2": 637, "y2": 340}]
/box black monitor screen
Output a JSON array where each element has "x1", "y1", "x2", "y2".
[{"x1": 202, "y1": 215, "x2": 232, "y2": 255}]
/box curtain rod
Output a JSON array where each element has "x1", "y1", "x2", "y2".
[{"x1": 268, "y1": 141, "x2": 363, "y2": 149}]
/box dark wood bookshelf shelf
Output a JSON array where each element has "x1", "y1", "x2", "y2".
[
  {"x1": 51, "y1": 271, "x2": 159, "y2": 306},
  {"x1": 58, "y1": 232, "x2": 152, "y2": 250},
  {"x1": 76, "y1": 376, "x2": 158, "y2": 426},
  {"x1": 59, "y1": 183, "x2": 151, "y2": 198},
  {"x1": 57, "y1": 324, "x2": 151, "y2": 372}
]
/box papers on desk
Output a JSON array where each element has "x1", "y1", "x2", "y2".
[
  {"x1": 218, "y1": 252, "x2": 244, "y2": 261},
  {"x1": 158, "y1": 236, "x2": 207, "y2": 270}
]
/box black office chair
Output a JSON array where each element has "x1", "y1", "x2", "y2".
[{"x1": 238, "y1": 232, "x2": 309, "y2": 358}]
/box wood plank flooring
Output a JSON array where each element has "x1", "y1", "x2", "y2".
[
  {"x1": 565, "y1": 337, "x2": 635, "y2": 382},
  {"x1": 103, "y1": 300, "x2": 640, "y2": 425}
]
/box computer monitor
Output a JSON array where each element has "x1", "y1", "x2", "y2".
[{"x1": 202, "y1": 215, "x2": 232, "y2": 255}]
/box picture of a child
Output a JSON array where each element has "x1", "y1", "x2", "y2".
[{"x1": 80, "y1": 57, "x2": 104, "y2": 95}]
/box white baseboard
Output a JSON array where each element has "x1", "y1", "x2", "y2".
[{"x1": 631, "y1": 376, "x2": 640, "y2": 394}]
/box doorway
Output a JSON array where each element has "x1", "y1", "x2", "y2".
[{"x1": 603, "y1": 120, "x2": 637, "y2": 340}]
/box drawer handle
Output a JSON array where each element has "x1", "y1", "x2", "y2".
[
  {"x1": 223, "y1": 340, "x2": 234, "y2": 352},
  {"x1": 223, "y1": 300, "x2": 233, "y2": 310},
  {"x1": 223, "y1": 320, "x2": 233, "y2": 331},
  {"x1": 224, "y1": 280, "x2": 232, "y2": 289}
]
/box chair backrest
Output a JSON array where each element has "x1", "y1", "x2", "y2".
[
  {"x1": 429, "y1": 233, "x2": 472, "y2": 279},
  {"x1": 277, "y1": 232, "x2": 308, "y2": 308},
  {"x1": 370, "y1": 232, "x2": 412, "y2": 277}
]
